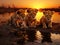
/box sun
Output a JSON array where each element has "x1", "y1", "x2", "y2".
[
  {"x1": 33, "y1": 6, "x2": 40, "y2": 9},
  {"x1": 32, "y1": 4, "x2": 45, "y2": 9},
  {"x1": 31, "y1": 4, "x2": 41, "y2": 9}
]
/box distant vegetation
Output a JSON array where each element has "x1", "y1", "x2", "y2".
[
  {"x1": 40, "y1": 8, "x2": 60, "y2": 12},
  {"x1": 0, "y1": 6, "x2": 19, "y2": 14},
  {"x1": 0, "y1": 5, "x2": 60, "y2": 14}
]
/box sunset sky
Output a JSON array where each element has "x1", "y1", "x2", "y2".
[{"x1": 0, "y1": 0, "x2": 60, "y2": 8}]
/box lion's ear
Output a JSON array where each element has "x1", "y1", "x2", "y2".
[
  {"x1": 52, "y1": 11, "x2": 55, "y2": 15},
  {"x1": 50, "y1": 11, "x2": 54, "y2": 15},
  {"x1": 43, "y1": 10, "x2": 47, "y2": 15},
  {"x1": 35, "y1": 9, "x2": 38, "y2": 13}
]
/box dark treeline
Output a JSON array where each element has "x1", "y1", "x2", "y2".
[
  {"x1": 0, "y1": 7, "x2": 29, "y2": 14},
  {"x1": 0, "y1": 7, "x2": 19, "y2": 14},
  {"x1": 0, "y1": 6, "x2": 60, "y2": 14},
  {"x1": 40, "y1": 8, "x2": 60, "y2": 12}
]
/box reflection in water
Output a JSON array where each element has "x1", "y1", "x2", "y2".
[
  {"x1": 36, "y1": 30, "x2": 60, "y2": 45},
  {"x1": 26, "y1": 29, "x2": 36, "y2": 42},
  {"x1": 16, "y1": 30, "x2": 26, "y2": 45},
  {"x1": 41, "y1": 31, "x2": 52, "y2": 43},
  {"x1": 16, "y1": 29, "x2": 52, "y2": 44},
  {"x1": 9, "y1": 28, "x2": 60, "y2": 45},
  {"x1": 51, "y1": 33, "x2": 60, "y2": 43}
]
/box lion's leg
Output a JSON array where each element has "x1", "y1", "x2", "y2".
[
  {"x1": 12, "y1": 19, "x2": 19, "y2": 27},
  {"x1": 48, "y1": 21, "x2": 52, "y2": 28},
  {"x1": 23, "y1": 21, "x2": 28, "y2": 28},
  {"x1": 28, "y1": 21, "x2": 31, "y2": 27},
  {"x1": 41, "y1": 17, "x2": 47, "y2": 28},
  {"x1": 42, "y1": 22, "x2": 47, "y2": 28},
  {"x1": 30, "y1": 22, "x2": 36, "y2": 28},
  {"x1": 21, "y1": 21, "x2": 28, "y2": 28},
  {"x1": 16, "y1": 20, "x2": 20, "y2": 27},
  {"x1": 30, "y1": 19, "x2": 36, "y2": 28}
]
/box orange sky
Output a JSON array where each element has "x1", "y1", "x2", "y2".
[{"x1": 0, "y1": 0, "x2": 60, "y2": 8}]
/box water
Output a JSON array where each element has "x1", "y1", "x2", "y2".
[
  {"x1": 0, "y1": 12, "x2": 60, "y2": 45},
  {"x1": 0, "y1": 13, "x2": 14, "y2": 25},
  {"x1": 23, "y1": 29, "x2": 60, "y2": 45},
  {"x1": 52, "y1": 12, "x2": 60, "y2": 23},
  {"x1": 36, "y1": 30, "x2": 60, "y2": 45}
]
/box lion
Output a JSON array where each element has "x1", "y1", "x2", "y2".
[
  {"x1": 25, "y1": 8, "x2": 38, "y2": 27},
  {"x1": 40, "y1": 10, "x2": 54, "y2": 28},
  {"x1": 11, "y1": 9, "x2": 28, "y2": 28}
]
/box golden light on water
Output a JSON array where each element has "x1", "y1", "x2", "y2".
[
  {"x1": 35, "y1": 30, "x2": 42, "y2": 40},
  {"x1": 35, "y1": 11, "x2": 43, "y2": 21}
]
